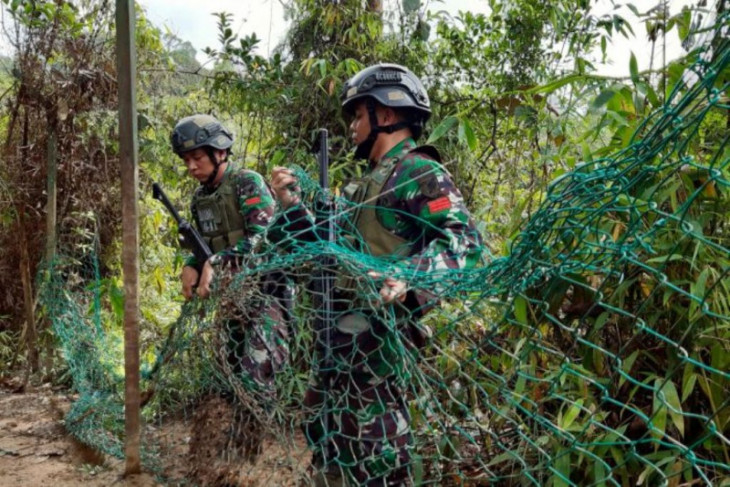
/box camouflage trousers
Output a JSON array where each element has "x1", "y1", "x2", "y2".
[
  {"x1": 303, "y1": 312, "x2": 415, "y2": 486},
  {"x1": 223, "y1": 272, "x2": 291, "y2": 405}
]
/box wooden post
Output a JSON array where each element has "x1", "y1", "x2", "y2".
[
  {"x1": 115, "y1": 0, "x2": 141, "y2": 475},
  {"x1": 45, "y1": 122, "x2": 57, "y2": 266},
  {"x1": 42, "y1": 118, "x2": 58, "y2": 377}
]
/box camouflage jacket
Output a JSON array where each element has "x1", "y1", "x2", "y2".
[
  {"x1": 185, "y1": 162, "x2": 276, "y2": 268},
  {"x1": 273, "y1": 138, "x2": 483, "y2": 316}
]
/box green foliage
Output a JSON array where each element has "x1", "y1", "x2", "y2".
[
  {"x1": 3, "y1": 0, "x2": 729, "y2": 484},
  {"x1": 0, "y1": 329, "x2": 19, "y2": 368}
]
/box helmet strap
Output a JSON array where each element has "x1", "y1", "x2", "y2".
[
  {"x1": 354, "y1": 99, "x2": 411, "y2": 160},
  {"x1": 203, "y1": 147, "x2": 222, "y2": 186}
]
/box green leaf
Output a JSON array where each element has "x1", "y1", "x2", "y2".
[
  {"x1": 487, "y1": 451, "x2": 517, "y2": 467},
  {"x1": 689, "y1": 267, "x2": 710, "y2": 319},
  {"x1": 269, "y1": 149, "x2": 286, "y2": 168},
  {"x1": 661, "y1": 380, "x2": 684, "y2": 438},
  {"x1": 591, "y1": 89, "x2": 616, "y2": 111},
  {"x1": 561, "y1": 399, "x2": 584, "y2": 430},
  {"x1": 525, "y1": 74, "x2": 586, "y2": 95},
  {"x1": 514, "y1": 295, "x2": 528, "y2": 325},
  {"x1": 677, "y1": 8, "x2": 691, "y2": 42},
  {"x1": 594, "y1": 460, "x2": 608, "y2": 486},
  {"x1": 645, "y1": 83, "x2": 661, "y2": 107},
  {"x1": 109, "y1": 280, "x2": 125, "y2": 322},
  {"x1": 553, "y1": 450, "x2": 571, "y2": 487},
  {"x1": 681, "y1": 363, "x2": 696, "y2": 403},
  {"x1": 619, "y1": 350, "x2": 639, "y2": 388},
  {"x1": 593, "y1": 312, "x2": 610, "y2": 333},
  {"x1": 426, "y1": 116, "x2": 458, "y2": 144},
  {"x1": 629, "y1": 52, "x2": 639, "y2": 84},
  {"x1": 607, "y1": 110, "x2": 629, "y2": 127},
  {"x1": 457, "y1": 117, "x2": 477, "y2": 151},
  {"x1": 646, "y1": 254, "x2": 684, "y2": 264},
  {"x1": 637, "y1": 464, "x2": 654, "y2": 485},
  {"x1": 652, "y1": 378, "x2": 668, "y2": 440}
]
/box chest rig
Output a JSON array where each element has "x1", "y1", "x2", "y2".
[
  {"x1": 192, "y1": 172, "x2": 247, "y2": 253},
  {"x1": 342, "y1": 156, "x2": 410, "y2": 258},
  {"x1": 334, "y1": 145, "x2": 442, "y2": 330},
  {"x1": 341, "y1": 145, "x2": 442, "y2": 258}
]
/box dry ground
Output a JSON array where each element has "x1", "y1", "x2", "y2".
[{"x1": 0, "y1": 380, "x2": 310, "y2": 486}]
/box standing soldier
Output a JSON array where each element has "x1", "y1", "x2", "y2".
[
  {"x1": 171, "y1": 114, "x2": 289, "y2": 408},
  {"x1": 271, "y1": 64, "x2": 483, "y2": 485}
]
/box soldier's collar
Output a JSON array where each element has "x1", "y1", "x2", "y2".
[
  {"x1": 372, "y1": 138, "x2": 416, "y2": 168},
  {"x1": 383, "y1": 138, "x2": 416, "y2": 159}
]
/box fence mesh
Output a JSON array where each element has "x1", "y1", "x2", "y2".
[{"x1": 41, "y1": 14, "x2": 729, "y2": 487}]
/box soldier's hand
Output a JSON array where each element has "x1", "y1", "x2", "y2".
[
  {"x1": 196, "y1": 260, "x2": 214, "y2": 299},
  {"x1": 271, "y1": 166, "x2": 301, "y2": 209},
  {"x1": 368, "y1": 271, "x2": 407, "y2": 304},
  {"x1": 181, "y1": 265, "x2": 199, "y2": 300}
]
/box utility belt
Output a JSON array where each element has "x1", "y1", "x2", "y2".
[
  {"x1": 205, "y1": 229, "x2": 246, "y2": 254},
  {"x1": 325, "y1": 286, "x2": 430, "y2": 351}
]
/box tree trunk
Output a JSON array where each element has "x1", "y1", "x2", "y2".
[
  {"x1": 42, "y1": 120, "x2": 58, "y2": 377},
  {"x1": 45, "y1": 122, "x2": 57, "y2": 265},
  {"x1": 18, "y1": 208, "x2": 37, "y2": 374},
  {"x1": 19, "y1": 108, "x2": 38, "y2": 375}
]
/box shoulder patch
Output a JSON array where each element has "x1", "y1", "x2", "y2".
[
  {"x1": 237, "y1": 176, "x2": 258, "y2": 196},
  {"x1": 427, "y1": 196, "x2": 451, "y2": 214},
  {"x1": 410, "y1": 164, "x2": 442, "y2": 199}
]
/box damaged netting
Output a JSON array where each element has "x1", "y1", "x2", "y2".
[{"x1": 41, "y1": 13, "x2": 729, "y2": 486}]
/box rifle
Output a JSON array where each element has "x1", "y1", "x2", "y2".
[
  {"x1": 152, "y1": 182, "x2": 213, "y2": 268},
  {"x1": 314, "y1": 129, "x2": 335, "y2": 463}
]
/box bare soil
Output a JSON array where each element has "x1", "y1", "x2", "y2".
[{"x1": 0, "y1": 380, "x2": 311, "y2": 486}]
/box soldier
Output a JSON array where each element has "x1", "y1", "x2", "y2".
[
  {"x1": 171, "y1": 114, "x2": 289, "y2": 406},
  {"x1": 271, "y1": 64, "x2": 483, "y2": 485}
]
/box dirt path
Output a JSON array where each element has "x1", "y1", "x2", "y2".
[
  {"x1": 0, "y1": 382, "x2": 311, "y2": 486},
  {"x1": 0, "y1": 383, "x2": 158, "y2": 486}
]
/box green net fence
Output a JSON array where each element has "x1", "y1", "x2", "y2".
[{"x1": 41, "y1": 13, "x2": 729, "y2": 487}]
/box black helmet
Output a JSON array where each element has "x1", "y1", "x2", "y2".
[
  {"x1": 341, "y1": 63, "x2": 431, "y2": 121},
  {"x1": 341, "y1": 64, "x2": 431, "y2": 158},
  {"x1": 170, "y1": 114, "x2": 234, "y2": 155}
]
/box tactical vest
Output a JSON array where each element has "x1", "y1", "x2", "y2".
[
  {"x1": 334, "y1": 146, "x2": 443, "y2": 333},
  {"x1": 192, "y1": 171, "x2": 247, "y2": 253},
  {"x1": 341, "y1": 145, "x2": 442, "y2": 258}
]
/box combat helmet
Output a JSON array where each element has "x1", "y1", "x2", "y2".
[
  {"x1": 171, "y1": 114, "x2": 234, "y2": 156},
  {"x1": 171, "y1": 114, "x2": 234, "y2": 185},
  {"x1": 341, "y1": 64, "x2": 431, "y2": 159}
]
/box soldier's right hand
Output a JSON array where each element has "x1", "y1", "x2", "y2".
[
  {"x1": 270, "y1": 166, "x2": 301, "y2": 209},
  {"x1": 181, "y1": 265, "x2": 199, "y2": 300}
]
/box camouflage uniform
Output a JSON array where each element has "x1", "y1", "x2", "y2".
[
  {"x1": 187, "y1": 164, "x2": 290, "y2": 404},
  {"x1": 277, "y1": 137, "x2": 482, "y2": 485}
]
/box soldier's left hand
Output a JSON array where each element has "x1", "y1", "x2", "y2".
[
  {"x1": 197, "y1": 260, "x2": 215, "y2": 299},
  {"x1": 368, "y1": 271, "x2": 407, "y2": 304}
]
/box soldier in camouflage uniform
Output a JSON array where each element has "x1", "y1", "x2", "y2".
[
  {"x1": 172, "y1": 114, "x2": 289, "y2": 404},
  {"x1": 271, "y1": 65, "x2": 482, "y2": 485}
]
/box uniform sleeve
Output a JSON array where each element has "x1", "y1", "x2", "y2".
[
  {"x1": 394, "y1": 159, "x2": 484, "y2": 314},
  {"x1": 268, "y1": 203, "x2": 318, "y2": 251},
  {"x1": 216, "y1": 170, "x2": 276, "y2": 264}
]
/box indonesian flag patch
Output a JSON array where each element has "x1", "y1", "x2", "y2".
[
  {"x1": 427, "y1": 196, "x2": 451, "y2": 214},
  {"x1": 244, "y1": 196, "x2": 261, "y2": 206}
]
